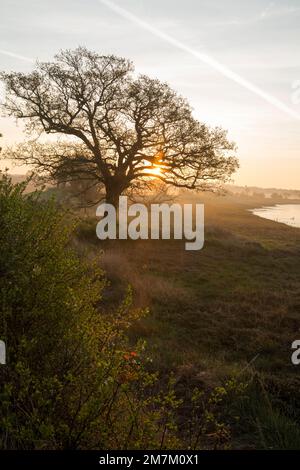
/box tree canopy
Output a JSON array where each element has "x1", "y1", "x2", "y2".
[{"x1": 1, "y1": 47, "x2": 238, "y2": 205}]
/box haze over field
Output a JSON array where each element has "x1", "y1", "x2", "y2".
[{"x1": 0, "y1": 0, "x2": 300, "y2": 189}]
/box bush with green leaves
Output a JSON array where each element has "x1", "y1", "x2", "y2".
[{"x1": 0, "y1": 173, "x2": 180, "y2": 449}]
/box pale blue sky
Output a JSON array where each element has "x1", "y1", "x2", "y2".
[{"x1": 1, "y1": 0, "x2": 300, "y2": 188}]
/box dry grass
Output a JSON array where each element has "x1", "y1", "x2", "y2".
[{"x1": 74, "y1": 192, "x2": 300, "y2": 448}]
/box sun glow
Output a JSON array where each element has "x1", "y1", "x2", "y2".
[
  {"x1": 147, "y1": 150, "x2": 167, "y2": 177},
  {"x1": 150, "y1": 163, "x2": 163, "y2": 177}
]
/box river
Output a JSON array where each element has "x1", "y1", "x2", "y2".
[{"x1": 250, "y1": 204, "x2": 300, "y2": 228}]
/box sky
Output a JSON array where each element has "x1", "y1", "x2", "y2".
[{"x1": 0, "y1": 0, "x2": 300, "y2": 189}]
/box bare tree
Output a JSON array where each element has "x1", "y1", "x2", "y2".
[{"x1": 1, "y1": 47, "x2": 238, "y2": 205}]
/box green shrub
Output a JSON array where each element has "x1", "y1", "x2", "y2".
[{"x1": 0, "y1": 173, "x2": 180, "y2": 449}]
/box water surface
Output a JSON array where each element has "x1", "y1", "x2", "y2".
[{"x1": 250, "y1": 204, "x2": 300, "y2": 228}]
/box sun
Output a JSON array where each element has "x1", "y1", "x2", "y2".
[
  {"x1": 148, "y1": 150, "x2": 166, "y2": 177},
  {"x1": 150, "y1": 164, "x2": 163, "y2": 177},
  {"x1": 142, "y1": 151, "x2": 168, "y2": 178}
]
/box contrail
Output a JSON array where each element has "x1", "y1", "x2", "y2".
[
  {"x1": 100, "y1": 0, "x2": 300, "y2": 121},
  {"x1": 0, "y1": 49, "x2": 35, "y2": 63}
]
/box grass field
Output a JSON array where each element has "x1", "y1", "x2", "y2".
[{"x1": 76, "y1": 193, "x2": 300, "y2": 449}]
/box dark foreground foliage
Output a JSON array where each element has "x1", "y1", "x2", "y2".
[{"x1": 0, "y1": 174, "x2": 183, "y2": 449}]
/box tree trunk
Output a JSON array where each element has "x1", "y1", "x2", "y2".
[{"x1": 105, "y1": 179, "x2": 125, "y2": 207}]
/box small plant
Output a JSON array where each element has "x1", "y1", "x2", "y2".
[{"x1": 183, "y1": 378, "x2": 248, "y2": 450}]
